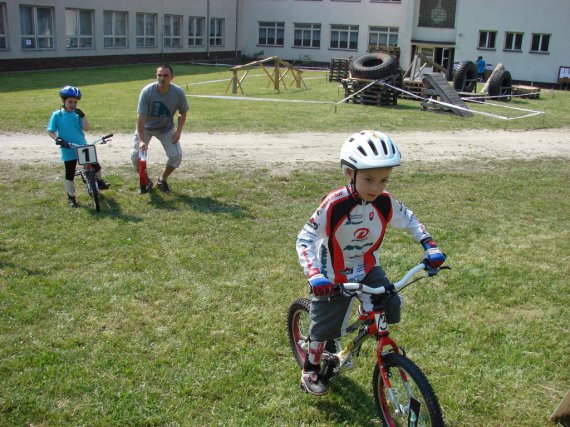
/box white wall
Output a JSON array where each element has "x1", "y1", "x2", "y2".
[
  {"x1": 454, "y1": 0, "x2": 570, "y2": 83},
  {"x1": 2, "y1": 0, "x2": 238, "y2": 60},
  {"x1": 239, "y1": 0, "x2": 409, "y2": 64}
]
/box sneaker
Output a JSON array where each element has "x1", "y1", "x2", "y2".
[
  {"x1": 156, "y1": 178, "x2": 170, "y2": 194},
  {"x1": 139, "y1": 179, "x2": 153, "y2": 194},
  {"x1": 300, "y1": 370, "x2": 328, "y2": 396},
  {"x1": 97, "y1": 179, "x2": 111, "y2": 190},
  {"x1": 68, "y1": 196, "x2": 79, "y2": 208}
]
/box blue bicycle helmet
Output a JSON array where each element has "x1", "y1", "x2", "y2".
[{"x1": 59, "y1": 85, "x2": 82, "y2": 100}]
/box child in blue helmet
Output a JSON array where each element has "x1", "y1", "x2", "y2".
[
  {"x1": 47, "y1": 86, "x2": 110, "y2": 207},
  {"x1": 296, "y1": 130, "x2": 446, "y2": 395}
]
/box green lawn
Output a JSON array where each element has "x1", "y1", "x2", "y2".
[
  {"x1": 0, "y1": 64, "x2": 569, "y2": 426},
  {"x1": 1, "y1": 63, "x2": 569, "y2": 134},
  {"x1": 1, "y1": 159, "x2": 568, "y2": 426}
]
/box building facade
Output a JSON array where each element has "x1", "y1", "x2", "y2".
[{"x1": 1, "y1": 0, "x2": 568, "y2": 85}]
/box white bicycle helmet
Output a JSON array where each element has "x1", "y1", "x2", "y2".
[{"x1": 340, "y1": 130, "x2": 401, "y2": 174}]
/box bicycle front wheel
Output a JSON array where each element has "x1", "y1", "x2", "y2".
[
  {"x1": 287, "y1": 298, "x2": 310, "y2": 368},
  {"x1": 85, "y1": 170, "x2": 100, "y2": 212},
  {"x1": 373, "y1": 352, "x2": 444, "y2": 427}
]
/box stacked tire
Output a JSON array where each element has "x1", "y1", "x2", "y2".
[{"x1": 350, "y1": 53, "x2": 398, "y2": 80}]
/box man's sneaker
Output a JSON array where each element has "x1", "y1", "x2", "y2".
[
  {"x1": 139, "y1": 179, "x2": 153, "y2": 194},
  {"x1": 156, "y1": 178, "x2": 170, "y2": 194},
  {"x1": 97, "y1": 179, "x2": 111, "y2": 190},
  {"x1": 68, "y1": 196, "x2": 79, "y2": 208},
  {"x1": 300, "y1": 370, "x2": 328, "y2": 396}
]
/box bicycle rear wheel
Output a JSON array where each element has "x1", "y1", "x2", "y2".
[
  {"x1": 85, "y1": 170, "x2": 100, "y2": 212},
  {"x1": 373, "y1": 352, "x2": 444, "y2": 427},
  {"x1": 287, "y1": 298, "x2": 311, "y2": 368}
]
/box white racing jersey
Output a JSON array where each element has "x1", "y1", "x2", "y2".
[{"x1": 297, "y1": 184, "x2": 431, "y2": 284}]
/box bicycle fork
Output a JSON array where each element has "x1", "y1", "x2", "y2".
[{"x1": 377, "y1": 335, "x2": 413, "y2": 417}]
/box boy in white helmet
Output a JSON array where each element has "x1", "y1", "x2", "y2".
[{"x1": 296, "y1": 130, "x2": 446, "y2": 395}]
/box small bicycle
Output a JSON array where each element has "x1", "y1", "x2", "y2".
[
  {"x1": 56, "y1": 134, "x2": 113, "y2": 212},
  {"x1": 287, "y1": 260, "x2": 449, "y2": 427}
]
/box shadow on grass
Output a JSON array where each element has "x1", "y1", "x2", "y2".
[
  {"x1": 84, "y1": 194, "x2": 144, "y2": 222},
  {"x1": 149, "y1": 192, "x2": 253, "y2": 218},
  {"x1": 315, "y1": 375, "x2": 379, "y2": 427}
]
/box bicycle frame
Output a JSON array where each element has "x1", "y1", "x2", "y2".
[{"x1": 322, "y1": 262, "x2": 431, "y2": 374}]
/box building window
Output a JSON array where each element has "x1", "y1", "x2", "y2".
[
  {"x1": 370, "y1": 0, "x2": 401, "y2": 2},
  {"x1": 65, "y1": 9, "x2": 93, "y2": 49},
  {"x1": 258, "y1": 22, "x2": 284, "y2": 46},
  {"x1": 188, "y1": 16, "x2": 205, "y2": 46},
  {"x1": 504, "y1": 32, "x2": 522, "y2": 52},
  {"x1": 330, "y1": 24, "x2": 358, "y2": 50},
  {"x1": 0, "y1": 3, "x2": 7, "y2": 49},
  {"x1": 20, "y1": 5, "x2": 54, "y2": 49},
  {"x1": 369, "y1": 26, "x2": 398, "y2": 47},
  {"x1": 530, "y1": 33, "x2": 550, "y2": 53},
  {"x1": 478, "y1": 30, "x2": 496, "y2": 49},
  {"x1": 164, "y1": 14, "x2": 182, "y2": 48},
  {"x1": 418, "y1": 0, "x2": 456, "y2": 28},
  {"x1": 294, "y1": 23, "x2": 320, "y2": 48},
  {"x1": 210, "y1": 18, "x2": 224, "y2": 47},
  {"x1": 104, "y1": 11, "x2": 128, "y2": 48},
  {"x1": 136, "y1": 13, "x2": 156, "y2": 48}
]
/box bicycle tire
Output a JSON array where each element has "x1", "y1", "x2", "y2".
[
  {"x1": 85, "y1": 170, "x2": 100, "y2": 212},
  {"x1": 373, "y1": 352, "x2": 444, "y2": 427},
  {"x1": 287, "y1": 298, "x2": 311, "y2": 369}
]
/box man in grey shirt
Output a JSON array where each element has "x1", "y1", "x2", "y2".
[{"x1": 131, "y1": 64, "x2": 189, "y2": 194}]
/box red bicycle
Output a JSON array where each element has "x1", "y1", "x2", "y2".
[{"x1": 287, "y1": 261, "x2": 449, "y2": 427}]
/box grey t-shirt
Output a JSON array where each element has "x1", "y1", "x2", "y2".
[{"x1": 137, "y1": 82, "x2": 189, "y2": 132}]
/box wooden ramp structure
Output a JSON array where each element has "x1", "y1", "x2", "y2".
[
  {"x1": 421, "y1": 73, "x2": 473, "y2": 117},
  {"x1": 226, "y1": 56, "x2": 306, "y2": 95}
]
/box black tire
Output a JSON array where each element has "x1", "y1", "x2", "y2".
[
  {"x1": 453, "y1": 60, "x2": 477, "y2": 93},
  {"x1": 287, "y1": 298, "x2": 311, "y2": 369},
  {"x1": 85, "y1": 170, "x2": 100, "y2": 212},
  {"x1": 487, "y1": 69, "x2": 512, "y2": 99},
  {"x1": 350, "y1": 53, "x2": 398, "y2": 80},
  {"x1": 373, "y1": 352, "x2": 444, "y2": 427}
]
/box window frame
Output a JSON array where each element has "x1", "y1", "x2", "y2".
[
  {"x1": 478, "y1": 30, "x2": 496, "y2": 50},
  {"x1": 329, "y1": 24, "x2": 359, "y2": 50},
  {"x1": 136, "y1": 12, "x2": 157, "y2": 48},
  {"x1": 103, "y1": 10, "x2": 128, "y2": 49},
  {"x1": 0, "y1": 2, "x2": 7, "y2": 50},
  {"x1": 258, "y1": 21, "x2": 285, "y2": 47},
  {"x1": 293, "y1": 22, "x2": 321, "y2": 48},
  {"x1": 188, "y1": 16, "x2": 205, "y2": 47},
  {"x1": 503, "y1": 31, "x2": 523, "y2": 52},
  {"x1": 65, "y1": 8, "x2": 94, "y2": 49},
  {"x1": 209, "y1": 17, "x2": 224, "y2": 47},
  {"x1": 163, "y1": 14, "x2": 182, "y2": 48},
  {"x1": 368, "y1": 26, "x2": 399, "y2": 48},
  {"x1": 530, "y1": 33, "x2": 550, "y2": 53},
  {"x1": 20, "y1": 5, "x2": 54, "y2": 50}
]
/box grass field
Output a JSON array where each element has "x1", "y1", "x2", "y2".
[
  {"x1": 0, "y1": 64, "x2": 569, "y2": 426},
  {"x1": 1, "y1": 63, "x2": 569, "y2": 134},
  {"x1": 1, "y1": 159, "x2": 569, "y2": 426}
]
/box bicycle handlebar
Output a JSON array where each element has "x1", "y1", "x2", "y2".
[
  {"x1": 56, "y1": 134, "x2": 113, "y2": 148},
  {"x1": 339, "y1": 261, "x2": 449, "y2": 295}
]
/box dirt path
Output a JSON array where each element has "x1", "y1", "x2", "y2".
[{"x1": 1, "y1": 128, "x2": 568, "y2": 167}]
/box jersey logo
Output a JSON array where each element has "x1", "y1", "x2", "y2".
[{"x1": 354, "y1": 228, "x2": 369, "y2": 240}]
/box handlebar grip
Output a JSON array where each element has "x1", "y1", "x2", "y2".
[{"x1": 102, "y1": 134, "x2": 113, "y2": 140}]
